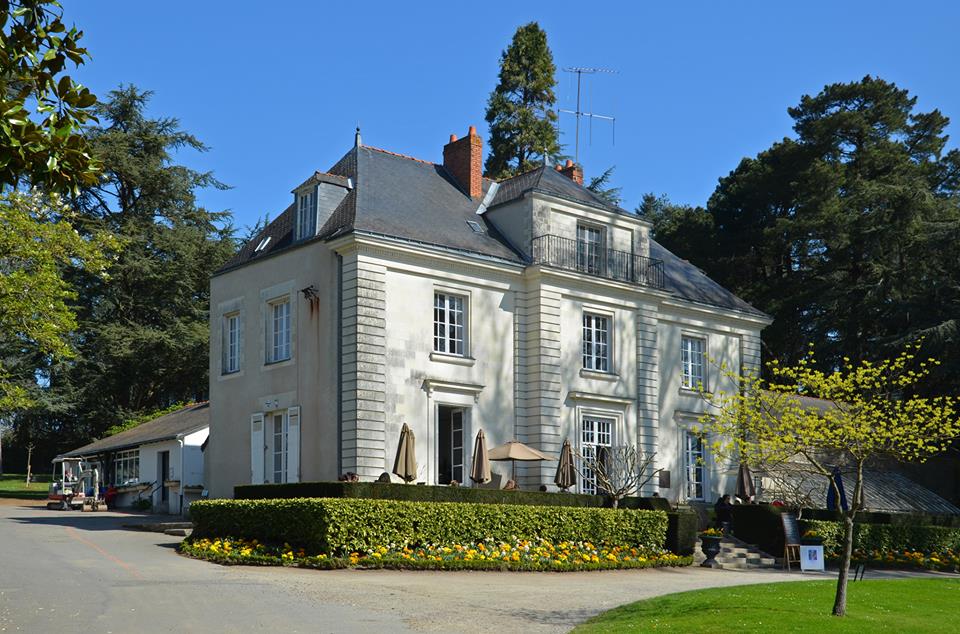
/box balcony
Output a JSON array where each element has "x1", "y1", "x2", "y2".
[{"x1": 531, "y1": 234, "x2": 665, "y2": 290}]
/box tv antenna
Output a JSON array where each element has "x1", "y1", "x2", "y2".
[{"x1": 559, "y1": 67, "x2": 617, "y2": 164}]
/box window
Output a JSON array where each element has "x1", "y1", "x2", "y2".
[
  {"x1": 254, "y1": 235, "x2": 271, "y2": 253},
  {"x1": 576, "y1": 224, "x2": 604, "y2": 275},
  {"x1": 582, "y1": 313, "x2": 610, "y2": 372},
  {"x1": 433, "y1": 293, "x2": 465, "y2": 356},
  {"x1": 580, "y1": 416, "x2": 613, "y2": 495},
  {"x1": 681, "y1": 336, "x2": 706, "y2": 390},
  {"x1": 685, "y1": 432, "x2": 705, "y2": 500},
  {"x1": 267, "y1": 298, "x2": 291, "y2": 363},
  {"x1": 296, "y1": 189, "x2": 317, "y2": 240},
  {"x1": 438, "y1": 406, "x2": 465, "y2": 484},
  {"x1": 223, "y1": 313, "x2": 240, "y2": 374},
  {"x1": 271, "y1": 412, "x2": 287, "y2": 484},
  {"x1": 114, "y1": 449, "x2": 139, "y2": 486}
]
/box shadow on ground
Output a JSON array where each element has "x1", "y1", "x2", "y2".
[{"x1": 11, "y1": 510, "x2": 179, "y2": 532}]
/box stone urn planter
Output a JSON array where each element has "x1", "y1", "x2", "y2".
[{"x1": 700, "y1": 534, "x2": 723, "y2": 568}]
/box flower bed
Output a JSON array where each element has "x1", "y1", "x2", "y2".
[
  {"x1": 180, "y1": 536, "x2": 692, "y2": 572},
  {"x1": 827, "y1": 547, "x2": 960, "y2": 572}
]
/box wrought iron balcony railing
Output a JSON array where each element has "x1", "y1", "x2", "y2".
[{"x1": 531, "y1": 234, "x2": 665, "y2": 290}]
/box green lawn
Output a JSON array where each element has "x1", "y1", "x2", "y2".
[
  {"x1": 0, "y1": 473, "x2": 50, "y2": 499},
  {"x1": 575, "y1": 579, "x2": 960, "y2": 633}
]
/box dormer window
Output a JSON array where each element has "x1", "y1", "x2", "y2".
[{"x1": 296, "y1": 188, "x2": 317, "y2": 240}]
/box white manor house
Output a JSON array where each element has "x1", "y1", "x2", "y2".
[{"x1": 205, "y1": 126, "x2": 771, "y2": 500}]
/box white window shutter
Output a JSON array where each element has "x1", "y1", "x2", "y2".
[
  {"x1": 250, "y1": 413, "x2": 265, "y2": 484},
  {"x1": 286, "y1": 406, "x2": 300, "y2": 483}
]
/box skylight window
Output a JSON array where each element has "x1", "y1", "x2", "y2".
[
  {"x1": 254, "y1": 236, "x2": 272, "y2": 253},
  {"x1": 466, "y1": 220, "x2": 484, "y2": 234}
]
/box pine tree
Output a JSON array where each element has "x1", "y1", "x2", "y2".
[
  {"x1": 43, "y1": 86, "x2": 237, "y2": 444},
  {"x1": 484, "y1": 22, "x2": 561, "y2": 179},
  {"x1": 650, "y1": 76, "x2": 960, "y2": 393}
]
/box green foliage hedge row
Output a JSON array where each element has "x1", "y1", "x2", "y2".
[
  {"x1": 730, "y1": 504, "x2": 787, "y2": 556},
  {"x1": 801, "y1": 519, "x2": 960, "y2": 554},
  {"x1": 234, "y1": 481, "x2": 672, "y2": 511},
  {"x1": 800, "y1": 508, "x2": 960, "y2": 528},
  {"x1": 666, "y1": 510, "x2": 699, "y2": 556},
  {"x1": 191, "y1": 497, "x2": 669, "y2": 555}
]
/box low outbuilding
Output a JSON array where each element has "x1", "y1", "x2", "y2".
[{"x1": 60, "y1": 402, "x2": 209, "y2": 515}]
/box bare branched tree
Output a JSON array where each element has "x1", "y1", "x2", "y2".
[
  {"x1": 576, "y1": 445, "x2": 661, "y2": 508},
  {"x1": 756, "y1": 462, "x2": 823, "y2": 517}
]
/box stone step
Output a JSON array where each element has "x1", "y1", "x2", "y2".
[{"x1": 695, "y1": 535, "x2": 779, "y2": 570}]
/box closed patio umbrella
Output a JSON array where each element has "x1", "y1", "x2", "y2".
[
  {"x1": 392, "y1": 423, "x2": 417, "y2": 483},
  {"x1": 469, "y1": 429, "x2": 491, "y2": 484},
  {"x1": 736, "y1": 462, "x2": 756, "y2": 502},
  {"x1": 554, "y1": 438, "x2": 576, "y2": 491},
  {"x1": 827, "y1": 466, "x2": 849, "y2": 511},
  {"x1": 488, "y1": 440, "x2": 554, "y2": 483}
]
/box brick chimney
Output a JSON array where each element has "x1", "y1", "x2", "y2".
[
  {"x1": 443, "y1": 126, "x2": 483, "y2": 199},
  {"x1": 558, "y1": 159, "x2": 584, "y2": 186}
]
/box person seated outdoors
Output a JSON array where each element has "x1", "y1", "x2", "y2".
[
  {"x1": 503, "y1": 479, "x2": 519, "y2": 491},
  {"x1": 715, "y1": 494, "x2": 734, "y2": 535}
]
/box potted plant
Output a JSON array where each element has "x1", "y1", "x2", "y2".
[
  {"x1": 801, "y1": 530, "x2": 823, "y2": 546},
  {"x1": 699, "y1": 527, "x2": 724, "y2": 568}
]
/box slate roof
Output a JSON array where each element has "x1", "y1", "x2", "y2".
[
  {"x1": 771, "y1": 464, "x2": 960, "y2": 515},
  {"x1": 213, "y1": 142, "x2": 767, "y2": 320},
  {"x1": 317, "y1": 146, "x2": 522, "y2": 262},
  {"x1": 651, "y1": 240, "x2": 769, "y2": 318},
  {"x1": 488, "y1": 165, "x2": 632, "y2": 216},
  {"x1": 62, "y1": 402, "x2": 210, "y2": 457}
]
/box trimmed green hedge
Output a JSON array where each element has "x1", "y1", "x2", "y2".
[
  {"x1": 800, "y1": 508, "x2": 960, "y2": 528},
  {"x1": 730, "y1": 504, "x2": 787, "y2": 556},
  {"x1": 801, "y1": 519, "x2": 960, "y2": 555},
  {"x1": 234, "y1": 481, "x2": 672, "y2": 511},
  {"x1": 191, "y1": 497, "x2": 669, "y2": 555},
  {"x1": 666, "y1": 510, "x2": 699, "y2": 556}
]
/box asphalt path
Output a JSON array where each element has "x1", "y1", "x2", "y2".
[{"x1": 1, "y1": 499, "x2": 946, "y2": 633}]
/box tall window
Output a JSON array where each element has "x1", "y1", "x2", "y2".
[
  {"x1": 271, "y1": 412, "x2": 287, "y2": 484},
  {"x1": 223, "y1": 313, "x2": 240, "y2": 374},
  {"x1": 681, "y1": 336, "x2": 705, "y2": 389},
  {"x1": 685, "y1": 432, "x2": 705, "y2": 500},
  {"x1": 582, "y1": 313, "x2": 610, "y2": 372},
  {"x1": 576, "y1": 224, "x2": 604, "y2": 275},
  {"x1": 114, "y1": 449, "x2": 140, "y2": 486},
  {"x1": 433, "y1": 293, "x2": 465, "y2": 356},
  {"x1": 438, "y1": 406, "x2": 464, "y2": 484},
  {"x1": 267, "y1": 298, "x2": 291, "y2": 363},
  {"x1": 580, "y1": 416, "x2": 613, "y2": 495},
  {"x1": 296, "y1": 189, "x2": 317, "y2": 240}
]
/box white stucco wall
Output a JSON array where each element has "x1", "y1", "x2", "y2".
[
  {"x1": 379, "y1": 251, "x2": 521, "y2": 485},
  {"x1": 207, "y1": 241, "x2": 340, "y2": 498},
  {"x1": 205, "y1": 191, "x2": 767, "y2": 504}
]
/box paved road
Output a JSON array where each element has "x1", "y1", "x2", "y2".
[{"x1": 0, "y1": 499, "x2": 942, "y2": 633}]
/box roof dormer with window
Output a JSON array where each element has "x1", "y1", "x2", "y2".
[{"x1": 292, "y1": 172, "x2": 353, "y2": 242}]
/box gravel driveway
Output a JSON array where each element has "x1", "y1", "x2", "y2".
[{"x1": 3, "y1": 498, "x2": 922, "y2": 633}]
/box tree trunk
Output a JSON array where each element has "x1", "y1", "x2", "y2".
[
  {"x1": 26, "y1": 444, "x2": 33, "y2": 484},
  {"x1": 832, "y1": 513, "x2": 854, "y2": 616}
]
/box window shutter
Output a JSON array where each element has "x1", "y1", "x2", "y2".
[
  {"x1": 286, "y1": 406, "x2": 300, "y2": 483},
  {"x1": 250, "y1": 413, "x2": 265, "y2": 484}
]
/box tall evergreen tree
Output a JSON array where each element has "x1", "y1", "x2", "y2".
[
  {"x1": 484, "y1": 22, "x2": 561, "y2": 179},
  {"x1": 649, "y1": 76, "x2": 960, "y2": 393},
  {"x1": 43, "y1": 86, "x2": 237, "y2": 444}
]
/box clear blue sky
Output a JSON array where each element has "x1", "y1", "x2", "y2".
[{"x1": 67, "y1": 1, "x2": 960, "y2": 231}]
